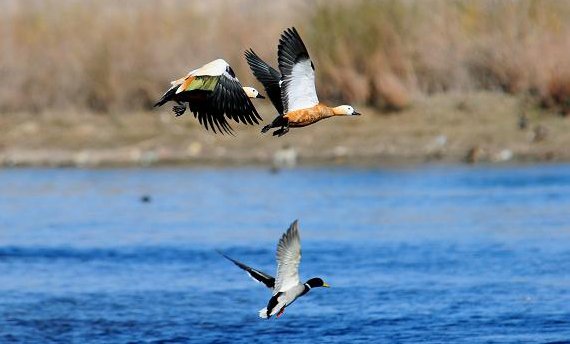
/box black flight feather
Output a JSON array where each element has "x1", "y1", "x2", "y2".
[
  {"x1": 218, "y1": 251, "x2": 275, "y2": 289},
  {"x1": 244, "y1": 49, "x2": 284, "y2": 115}
]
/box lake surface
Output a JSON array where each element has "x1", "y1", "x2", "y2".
[{"x1": 1, "y1": 165, "x2": 570, "y2": 343}]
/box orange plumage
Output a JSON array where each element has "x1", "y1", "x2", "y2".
[{"x1": 283, "y1": 104, "x2": 335, "y2": 127}]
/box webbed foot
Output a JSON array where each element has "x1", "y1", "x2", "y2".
[
  {"x1": 173, "y1": 103, "x2": 186, "y2": 117},
  {"x1": 272, "y1": 125, "x2": 290, "y2": 137}
]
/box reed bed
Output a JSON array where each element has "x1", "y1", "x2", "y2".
[{"x1": 0, "y1": 0, "x2": 569, "y2": 114}]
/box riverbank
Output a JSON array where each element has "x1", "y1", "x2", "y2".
[{"x1": 1, "y1": 92, "x2": 569, "y2": 168}]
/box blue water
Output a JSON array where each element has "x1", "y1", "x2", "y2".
[{"x1": 1, "y1": 165, "x2": 570, "y2": 343}]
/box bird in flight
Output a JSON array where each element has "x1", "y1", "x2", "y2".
[
  {"x1": 154, "y1": 59, "x2": 265, "y2": 135},
  {"x1": 219, "y1": 220, "x2": 330, "y2": 318},
  {"x1": 245, "y1": 27, "x2": 361, "y2": 137}
]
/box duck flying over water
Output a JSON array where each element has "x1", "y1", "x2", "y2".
[
  {"x1": 154, "y1": 59, "x2": 265, "y2": 135},
  {"x1": 245, "y1": 27, "x2": 361, "y2": 137},
  {"x1": 219, "y1": 220, "x2": 330, "y2": 319}
]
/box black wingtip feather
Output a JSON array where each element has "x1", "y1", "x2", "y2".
[
  {"x1": 217, "y1": 250, "x2": 247, "y2": 270},
  {"x1": 278, "y1": 27, "x2": 311, "y2": 77},
  {"x1": 217, "y1": 250, "x2": 275, "y2": 289},
  {"x1": 216, "y1": 250, "x2": 237, "y2": 264},
  {"x1": 288, "y1": 219, "x2": 299, "y2": 235},
  {"x1": 244, "y1": 48, "x2": 258, "y2": 60},
  {"x1": 244, "y1": 48, "x2": 285, "y2": 114}
]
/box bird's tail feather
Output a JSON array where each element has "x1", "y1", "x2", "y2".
[
  {"x1": 261, "y1": 124, "x2": 272, "y2": 133},
  {"x1": 258, "y1": 307, "x2": 269, "y2": 319}
]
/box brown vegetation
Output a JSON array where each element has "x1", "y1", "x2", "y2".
[
  {"x1": 309, "y1": 0, "x2": 570, "y2": 113},
  {"x1": 0, "y1": 0, "x2": 569, "y2": 114}
]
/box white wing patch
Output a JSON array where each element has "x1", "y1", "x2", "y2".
[
  {"x1": 222, "y1": 70, "x2": 238, "y2": 82},
  {"x1": 193, "y1": 59, "x2": 229, "y2": 77},
  {"x1": 169, "y1": 59, "x2": 229, "y2": 87},
  {"x1": 273, "y1": 221, "x2": 302, "y2": 294},
  {"x1": 282, "y1": 59, "x2": 319, "y2": 112}
]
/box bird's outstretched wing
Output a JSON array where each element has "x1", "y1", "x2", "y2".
[
  {"x1": 245, "y1": 49, "x2": 284, "y2": 114},
  {"x1": 273, "y1": 220, "x2": 301, "y2": 294},
  {"x1": 185, "y1": 90, "x2": 235, "y2": 135},
  {"x1": 157, "y1": 59, "x2": 262, "y2": 135},
  {"x1": 209, "y1": 65, "x2": 263, "y2": 127},
  {"x1": 218, "y1": 251, "x2": 275, "y2": 289},
  {"x1": 277, "y1": 27, "x2": 319, "y2": 113}
]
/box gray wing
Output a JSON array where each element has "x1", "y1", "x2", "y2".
[{"x1": 273, "y1": 220, "x2": 302, "y2": 294}]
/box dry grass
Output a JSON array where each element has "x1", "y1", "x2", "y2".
[
  {"x1": 309, "y1": 0, "x2": 570, "y2": 113},
  {"x1": 0, "y1": 0, "x2": 300, "y2": 113},
  {"x1": 0, "y1": 0, "x2": 569, "y2": 114}
]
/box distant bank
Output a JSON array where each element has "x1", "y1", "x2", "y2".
[{"x1": 1, "y1": 93, "x2": 569, "y2": 168}]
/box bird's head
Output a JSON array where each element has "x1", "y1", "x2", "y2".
[
  {"x1": 306, "y1": 277, "x2": 330, "y2": 289},
  {"x1": 242, "y1": 86, "x2": 265, "y2": 99},
  {"x1": 332, "y1": 105, "x2": 361, "y2": 116}
]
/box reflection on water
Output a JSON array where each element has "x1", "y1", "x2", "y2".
[{"x1": 1, "y1": 165, "x2": 570, "y2": 343}]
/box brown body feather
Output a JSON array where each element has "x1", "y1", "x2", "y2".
[
  {"x1": 177, "y1": 75, "x2": 196, "y2": 93},
  {"x1": 283, "y1": 104, "x2": 336, "y2": 127}
]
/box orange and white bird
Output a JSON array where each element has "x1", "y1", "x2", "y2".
[
  {"x1": 246, "y1": 27, "x2": 361, "y2": 137},
  {"x1": 154, "y1": 59, "x2": 265, "y2": 135}
]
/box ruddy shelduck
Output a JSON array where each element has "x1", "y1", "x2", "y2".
[
  {"x1": 155, "y1": 59, "x2": 265, "y2": 135},
  {"x1": 246, "y1": 27, "x2": 361, "y2": 137}
]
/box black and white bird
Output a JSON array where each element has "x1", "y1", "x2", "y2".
[
  {"x1": 245, "y1": 27, "x2": 361, "y2": 137},
  {"x1": 154, "y1": 59, "x2": 265, "y2": 135},
  {"x1": 219, "y1": 220, "x2": 330, "y2": 319}
]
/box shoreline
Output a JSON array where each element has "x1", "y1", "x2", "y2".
[
  {"x1": 1, "y1": 92, "x2": 569, "y2": 168},
  {"x1": 0, "y1": 150, "x2": 566, "y2": 169},
  {"x1": 1, "y1": 158, "x2": 569, "y2": 171}
]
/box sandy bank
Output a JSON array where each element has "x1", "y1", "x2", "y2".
[{"x1": 1, "y1": 93, "x2": 569, "y2": 168}]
